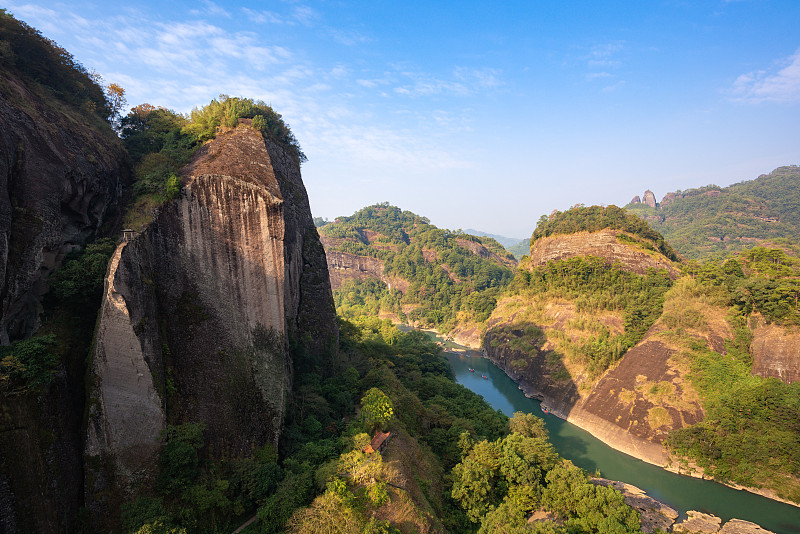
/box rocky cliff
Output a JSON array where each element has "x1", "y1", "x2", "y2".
[
  {"x1": 528, "y1": 229, "x2": 680, "y2": 278},
  {"x1": 0, "y1": 70, "x2": 124, "y2": 342},
  {"x1": 751, "y1": 322, "x2": 800, "y2": 384},
  {"x1": 84, "y1": 125, "x2": 337, "y2": 528},
  {"x1": 0, "y1": 70, "x2": 125, "y2": 532},
  {"x1": 484, "y1": 231, "x2": 695, "y2": 466}
]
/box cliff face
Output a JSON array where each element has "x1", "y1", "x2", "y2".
[
  {"x1": 0, "y1": 72, "x2": 124, "y2": 533},
  {"x1": 84, "y1": 126, "x2": 337, "y2": 526},
  {"x1": 0, "y1": 71, "x2": 124, "y2": 342},
  {"x1": 528, "y1": 230, "x2": 680, "y2": 278},
  {"x1": 751, "y1": 323, "x2": 800, "y2": 384},
  {"x1": 485, "y1": 232, "x2": 697, "y2": 466}
]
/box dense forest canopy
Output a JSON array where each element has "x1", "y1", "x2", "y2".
[
  {"x1": 532, "y1": 205, "x2": 679, "y2": 262},
  {"x1": 625, "y1": 166, "x2": 800, "y2": 259},
  {"x1": 322, "y1": 203, "x2": 516, "y2": 330}
]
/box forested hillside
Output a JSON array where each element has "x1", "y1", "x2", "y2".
[
  {"x1": 625, "y1": 166, "x2": 800, "y2": 259},
  {"x1": 320, "y1": 204, "x2": 516, "y2": 334}
]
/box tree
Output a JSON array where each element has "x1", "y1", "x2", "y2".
[
  {"x1": 360, "y1": 387, "x2": 394, "y2": 430},
  {"x1": 106, "y1": 82, "x2": 127, "y2": 126}
]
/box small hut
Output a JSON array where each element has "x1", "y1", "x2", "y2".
[
  {"x1": 363, "y1": 431, "x2": 391, "y2": 455},
  {"x1": 121, "y1": 229, "x2": 138, "y2": 242}
]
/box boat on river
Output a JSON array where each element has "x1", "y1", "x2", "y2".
[{"x1": 468, "y1": 368, "x2": 475, "y2": 372}]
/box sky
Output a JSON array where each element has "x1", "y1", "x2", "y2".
[{"x1": 7, "y1": 1, "x2": 800, "y2": 239}]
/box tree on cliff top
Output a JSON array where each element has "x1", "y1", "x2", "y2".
[{"x1": 183, "y1": 95, "x2": 307, "y2": 164}]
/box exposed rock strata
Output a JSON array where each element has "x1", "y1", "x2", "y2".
[
  {"x1": 643, "y1": 190, "x2": 657, "y2": 208},
  {"x1": 84, "y1": 126, "x2": 337, "y2": 527},
  {"x1": 750, "y1": 323, "x2": 800, "y2": 383},
  {"x1": 528, "y1": 230, "x2": 680, "y2": 278}
]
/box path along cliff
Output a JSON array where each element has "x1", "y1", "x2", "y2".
[{"x1": 83, "y1": 124, "x2": 338, "y2": 529}]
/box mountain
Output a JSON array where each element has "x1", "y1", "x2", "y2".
[
  {"x1": 320, "y1": 203, "x2": 516, "y2": 345},
  {"x1": 484, "y1": 206, "x2": 800, "y2": 504},
  {"x1": 84, "y1": 124, "x2": 337, "y2": 529},
  {"x1": 464, "y1": 229, "x2": 531, "y2": 260},
  {"x1": 506, "y1": 238, "x2": 531, "y2": 260},
  {"x1": 0, "y1": 14, "x2": 337, "y2": 529},
  {"x1": 464, "y1": 228, "x2": 525, "y2": 249},
  {"x1": 625, "y1": 166, "x2": 800, "y2": 259}
]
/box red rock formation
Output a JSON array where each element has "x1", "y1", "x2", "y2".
[
  {"x1": 751, "y1": 323, "x2": 800, "y2": 383},
  {"x1": 528, "y1": 230, "x2": 680, "y2": 278},
  {"x1": 643, "y1": 190, "x2": 657, "y2": 208},
  {"x1": 84, "y1": 125, "x2": 337, "y2": 527}
]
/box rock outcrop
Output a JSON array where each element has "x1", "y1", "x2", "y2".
[
  {"x1": 0, "y1": 71, "x2": 125, "y2": 342},
  {"x1": 643, "y1": 190, "x2": 657, "y2": 208},
  {"x1": 750, "y1": 323, "x2": 800, "y2": 384},
  {"x1": 528, "y1": 230, "x2": 680, "y2": 279},
  {"x1": 590, "y1": 478, "x2": 678, "y2": 533},
  {"x1": 84, "y1": 125, "x2": 337, "y2": 527},
  {"x1": 0, "y1": 70, "x2": 124, "y2": 533},
  {"x1": 630, "y1": 195, "x2": 642, "y2": 204}
]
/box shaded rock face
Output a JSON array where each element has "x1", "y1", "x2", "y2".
[
  {"x1": 630, "y1": 195, "x2": 642, "y2": 204},
  {"x1": 0, "y1": 72, "x2": 124, "y2": 342},
  {"x1": 483, "y1": 326, "x2": 580, "y2": 418},
  {"x1": 575, "y1": 335, "x2": 702, "y2": 462},
  {"x1": 0, "y1": 72, "x2": 124, "y2": 533},
  {"x1": 528, "y1": 230, "x2": 680, "y2": 279},
  {"x1": 643, "y1": 190, "x2": 657, "y2": 208},
  {"x1": 84, "y1": 126, "x2": 337, "y2": 527},
  {"x1": 751, "y1": 323, "x2": 800, "y2": 384}
]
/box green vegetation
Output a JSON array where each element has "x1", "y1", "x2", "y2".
[
  {"x1": 0, "y1": 10, "x2": 114, "y2": 124},
  {"x1": 507, "y1": 238, "x2": 531, "y2": 260},
  {"x1": 532, "y1": 205, "x2": 678, "y2": 262},
  {"x1": 507, "y1": 256, "x2": 672, "y2": 378},
  {"x1": 625, "y1": 166, "x2": 800, "y2": 259},
  {"x1": 359, "y1": 387, "x2": 394, "y2": 431},
  {"x1": 120, "y1": 95, "x2": 306, "y2": 230},
  {"x1": 0, "y1": 237, "x2": 117, "y2": 394},
  {"x1": 0, "y1": 335, "x2": 58, "y2": 393},
  {"x1": 124, "y1": 313, "x2": 647, "y2": 533},
  {"x1": 321, "y1": 203, "x2": 516, "y2": 331},
  {"x1": 663, "y1": 251, "x2": 800, "y2": 501}
]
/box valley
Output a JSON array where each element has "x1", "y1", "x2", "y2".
[{"x1": 1, "y1": 8, "x2": 799, "y2": 534}]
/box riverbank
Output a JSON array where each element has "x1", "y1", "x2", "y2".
[
  {"x1": 408, "y1": 323, "x2": 800, "y2": 512},
  {"x1": 484, "y1": 347, "x2": 800, "y2": 511}
]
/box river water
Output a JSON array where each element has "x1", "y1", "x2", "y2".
[{"x1": 430, "y1": 341, "x2": 800, "y2": 533}]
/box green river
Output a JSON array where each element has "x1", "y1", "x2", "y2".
[{"x1": 428, "y1": 339, "x2": 800, "y2": 533}]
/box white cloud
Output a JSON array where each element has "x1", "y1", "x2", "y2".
[
  {"x1": 586, "y1": 42, "x2": 624, "y2": 67},
  {"x1": 731, "y1": 48, "x2": 800, "y2": 103},
  {"x1": 190, "y1": 1, "x2": 231, "y2": 19},
  {"x1": 242, "y1": 8, "x2": 284, "y2": 24}
]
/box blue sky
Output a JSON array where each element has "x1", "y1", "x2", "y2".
[{"x1": 8, "y1": 1, "x2": 800, "y2": 238}]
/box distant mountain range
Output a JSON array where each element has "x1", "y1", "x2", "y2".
[
  {"x1": 625, "y1": 166, "x2": 800, "y2": 259},
  {"x1": 465, "y1": 229, "x2": 530, "y2": 260}
]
